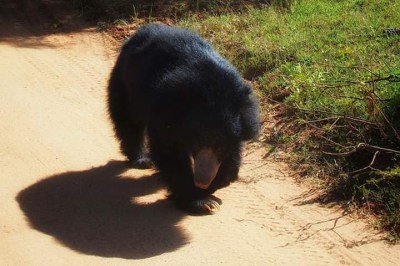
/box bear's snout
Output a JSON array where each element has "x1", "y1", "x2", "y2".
[{"x1": 192, "y1": 148, "x2": 221, "y2": 189}]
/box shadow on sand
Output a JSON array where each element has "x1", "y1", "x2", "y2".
[{"x1": 17, "y1": 161, "x2": 189, "y2": 259}]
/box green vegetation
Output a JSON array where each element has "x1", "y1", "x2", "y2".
[{"x1": 71, "y1": 0, "x2": 400, "y2": 240}]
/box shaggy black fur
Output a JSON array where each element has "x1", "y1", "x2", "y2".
[{"x1": 107, "y1": 24, "x2": 260, "y2": 211}]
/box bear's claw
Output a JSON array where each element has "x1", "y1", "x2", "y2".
[{"x1": 190, "y1": 196, "x2": 221, "y2": 215}]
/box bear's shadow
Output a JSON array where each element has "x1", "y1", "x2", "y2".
[{"x1": 16, "y1": 161, "x2": 188, "y2": 259}]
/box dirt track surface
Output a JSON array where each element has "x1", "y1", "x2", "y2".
[{"x1": 1, "y1": 1, "x2": 400, "y2": 265}]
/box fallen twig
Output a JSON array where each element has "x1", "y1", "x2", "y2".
[
  {"x1": 322, "y1": 143, "x2": 400, "y2": 156},
  {"x1": 266, "y1": 96, "x2": 380, "y2": 127},
  {"x1": 315, "y1": 74, "x2": 400, "y2": 89},
  {"x1": 348, "y1": 151, "x2": 380, "y2": 175}
]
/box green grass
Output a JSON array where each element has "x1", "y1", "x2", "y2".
[{"x1": 71, "y1": 0, "x2": 400, "y2": 240}]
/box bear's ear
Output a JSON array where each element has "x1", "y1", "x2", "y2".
[{"x1": 239, "y1": 86, "x2": 261, "y2": 141}]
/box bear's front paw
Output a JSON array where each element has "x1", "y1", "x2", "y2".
[{"x1": 176, "y1": 195, "x2": 222, "y2": 215}]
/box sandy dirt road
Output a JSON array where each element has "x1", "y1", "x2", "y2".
[{"x1": 1, "y1": 1, "x2": 400, "y2": 265}]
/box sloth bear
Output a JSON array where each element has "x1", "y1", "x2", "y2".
[{"x1": 107, "y1": 24, "x2": 260, "y2": 214}]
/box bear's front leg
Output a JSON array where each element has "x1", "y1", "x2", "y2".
[
  {"x1": 149, "y1": 139, "x2": 221, "y2": 214},
  {"x1": 160, "y1": 157, "x2": 222, "y2": 215}
]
